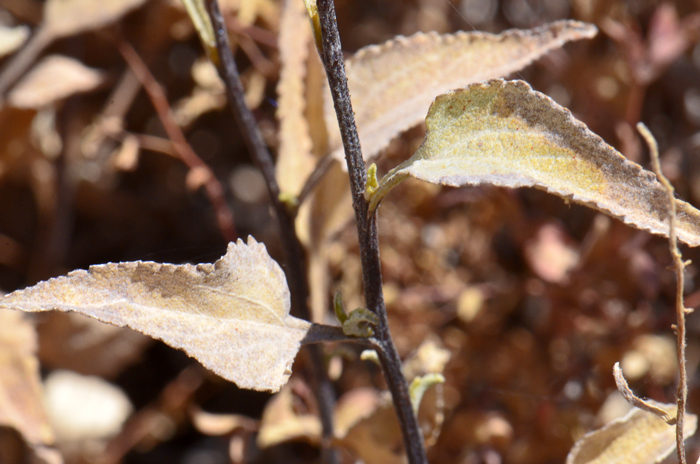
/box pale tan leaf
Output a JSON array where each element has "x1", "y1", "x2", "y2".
[
  {"x1": 307, "y1": 163, "x2": 353, "y2": 322},
  {"x1": 373, "y1": 79, "x2": 700, "y2": 247},
  {"x1": 257, "y1": 380, "x2": 321, "y2": 448},
  {"x1": 173, "y1": 59, "x2": 226, "y2": 127},
  {"x1": 566, "y1": 402, "x2": 697, "y2": 464},
  {"x1": 327, "y1": 20, "x2": 597, "y2": 162},
  {"x1": 0, "y1": 310, "x2": 55, "y2": 446},
  {"x1": 0, "y1": 237, "x2": 312, "y2": 392},
  {"x1": 8, "y1": 55, "x2": 103, "y2": 109},
  {"x1": 402, "y1": 336, "x2": 452, "y2": 380},
  {"x1": 43, "y1": 0, "x2": 148, "y2": 39},
  {"x1": 335, "y1": 392, "x2": 404, "y2": 464},
  {"x1": 190, "y1": 407, "x2": 258, "y2": 436},
  {"x1": 275, "y1": 0, "x2": 315, "y2": 196},
  {"x1": 333, "y1": 387, "x2": 380, "y2": 439},
  {"x1": 0, "y1": 25, "x2": 30, "y2": 58}
]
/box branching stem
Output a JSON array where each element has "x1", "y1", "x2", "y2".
[{"x1": 315, "y1": 1, "x2": 428, "y2": 463}]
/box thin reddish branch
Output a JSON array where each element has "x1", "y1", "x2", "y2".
[{"x1": 118, "y1": 41, "x2": 236, "y2": 242}]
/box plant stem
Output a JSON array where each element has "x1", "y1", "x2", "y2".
[
  {"x1": 641, "y1": 123, "x2": 689, "y2": 464},
  {"x1": 205, "y1": 2, "x2": 338, "y2": 463},
  {"x1": 314, "y1": 1, "x2": 428, "y2": 463}
]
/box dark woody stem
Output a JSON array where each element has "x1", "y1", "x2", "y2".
[{"x1": 314, "y1": 1, "x2": 428, "y2": 463}]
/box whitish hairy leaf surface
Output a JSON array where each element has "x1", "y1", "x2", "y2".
[
  {"x1": 0, "y1": 237, "x2": 312, "y2": 392},
  {"x1": 373, "y1": 79, "x2": 700, "y2": 247},
  {"x1": 566, "y1": 402, "x2": 697, "y2": 464},
  {"x1": 326, "y1": 20, "x2": 597, "y2": 162}
]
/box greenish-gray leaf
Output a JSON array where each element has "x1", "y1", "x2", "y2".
[{"x1": 372, "y1": 79, "x2": 700, "y2": 247}]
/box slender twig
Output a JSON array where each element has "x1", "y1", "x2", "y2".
[
  {"x1": 302, "y1": 323, "x2": 378, "y2": 346},
  {"x1": 117, "y1": 41, "x2": 236, "y2": 242},
  {"x1": 204, "y1": 3, "x2": 339, "y2": 463},
  {"x1": 314, "y1": 1, "x2": 428, "y2": 463},
  {"x1": 226, "y1": 16, "x2": 279, "y2": 49},
  {"x1": 237, "y1": 34, "x2": 276, "y2": 77},
  {"x1": 639, "y1": 123, "x2": 690, "y2": 464},
  {"x1": 99, "y1": 365, "x2": 207, "y2": 464}
]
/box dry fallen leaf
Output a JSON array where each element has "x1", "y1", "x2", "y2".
[
  {"x1": 256, "y1": 379, "x2": 322, "y2": 448},
  {"x1": 334, "y1": 390, "x2": 404, "y2": 464},
  {"x1": 566, "y1": 402, "x2": 697, "y2": 464},
  {"x1": 43, "y1": 0, "x2": 147, "y2": 39},
  {"x1": 402, "y1": 336, "x2": 451, "y2": 380},
  {"x1": 173, "y1": 59, "x2": 227, "y2": 127},
  {"x1": 327, "y1": 20, "x2": 597, "y2": 162},
  {"x1": 190, "y1": 406, "x2": 258, "y2": 436},
  {"x1": 373, "y1": 79, "x2": 700, "y2": 247},
  {"x1": 7, "y1": 55, "x2": 103, "y2": 109},
  {"x1": 0, "y1": 25, "x2": 30, "y2": 58},
  {"x1": 0, "y1": 0, "x2": 146, "y2": 101},
  {"x1": 0, "y1": 310, "x2": 58, "y2": 462},
  {"x1": 275, "y1": 0, "x2": 315, "y2": 196},
  {"x1": 0, "y1": 237, "x2": 313, "y2": 392}
]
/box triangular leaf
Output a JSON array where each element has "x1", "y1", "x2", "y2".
[
  {"x1": 326, "y1": 20, "x2": 597, "y2": 162},
  {"x1": 0, "y1": 237, "x2": 312, "y2": 392},
  {"x1": 372, "y1": 79, "x2": 700, "y2": 247}
]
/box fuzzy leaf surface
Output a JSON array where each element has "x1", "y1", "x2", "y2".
[
  {"x1": 374, "y1": 79, "x2": 700, "y2": 247},
  {"x1": 566, "y1": 402, "x2": 697, "y2": 464},
  {"x1": 326, "y1": 20, "x2": 597, "y2": 162},
  {"x1": 0, "y1": 237, "x2": 311, "y2": 392}
]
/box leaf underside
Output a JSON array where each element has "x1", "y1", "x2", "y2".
[
  {"x1": 0, "y1": 237, "x2": 311, "y2": 392},
  {"x1": 374, "y1": 79, "x2": 700, "y2": 247},
  {"x1": 326, "y1": 20, "x2": 598, "y2": 163}
]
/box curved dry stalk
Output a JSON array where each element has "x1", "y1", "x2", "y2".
[
  {"x1": 613, "y1": 362, "x2": 676, "y2": 424},
  {"x1": 638, "y1": 122, "x2": 691, "y2": 464}
]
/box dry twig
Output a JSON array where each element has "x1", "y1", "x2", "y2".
[
  {"x1": 639, "y1": 122, "x2": 691, "y2": 464},
  {"x1": 117, "y1": 41, "x2": 237, "y2": 242}
]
